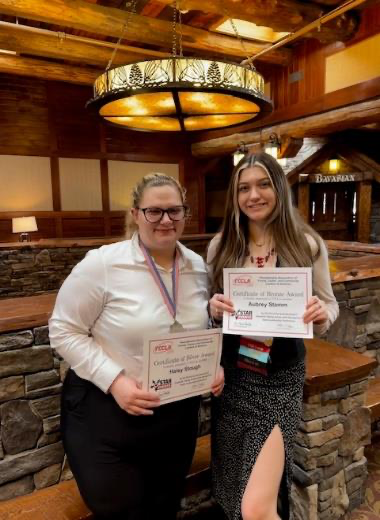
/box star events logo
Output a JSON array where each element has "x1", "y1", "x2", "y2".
[
  {"x1": 235, "y1": 309, "x2": 253, "y2": 320},
  {"x1": 150, "y1": 378, "x2": 172, "y2": 391}
]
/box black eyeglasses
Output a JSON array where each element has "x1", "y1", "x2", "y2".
[{"x1": 137, "y1": 206, "x2": 188, "y2": 223}]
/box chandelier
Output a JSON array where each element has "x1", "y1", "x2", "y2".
[{"x1": 87, "y1": 2, "x2": 272, "y2": 132}]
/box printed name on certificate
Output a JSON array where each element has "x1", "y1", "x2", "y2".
[
  {"x1": 142, "y1": 328, "x2": 222, "y2": 404},
  {"x1": 223, "y1": 268, "x2": 313, "y2": 339}
]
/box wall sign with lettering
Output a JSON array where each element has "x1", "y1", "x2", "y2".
[{"x1": 308, "y1": 172, "x2": 365, "y2": 183}]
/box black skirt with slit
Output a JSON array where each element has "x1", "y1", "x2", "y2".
[{"x1": 211, "y1": 358, "x2": 305, "y2": 520}]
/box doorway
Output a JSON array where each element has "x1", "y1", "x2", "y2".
[{"x1": 309, "y1": 182, "x2": 357, "y2": 240}]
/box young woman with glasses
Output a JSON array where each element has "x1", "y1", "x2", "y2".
[
  {"x1": 49, "y1": 173, "x2": 224, "y2": 520},
  {"x1": 207, "y1": 153, "x2": 338, "y2": 520}
]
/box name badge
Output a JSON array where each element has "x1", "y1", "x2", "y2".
[{"x1": 237, "y1": 336, "x2": 272, "y2": 376}]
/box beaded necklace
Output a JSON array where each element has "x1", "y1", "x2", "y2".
[{"x1": 248, "y1": 247, "x2": 276, "y2": 267}]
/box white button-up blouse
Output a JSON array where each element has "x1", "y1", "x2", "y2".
[{"x1": 49, "y1": 233, "x2": 209, "y2": 393}]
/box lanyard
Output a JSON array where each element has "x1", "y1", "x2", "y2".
[{"x1": 139, "y1": 238, "x2": 180, "y2": 320}]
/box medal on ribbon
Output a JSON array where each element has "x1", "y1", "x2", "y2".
[{"x1": 139, "y1": 238, "x2": 184, "y2": 333}]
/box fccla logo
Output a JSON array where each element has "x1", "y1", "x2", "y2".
[
  {"x1": 233, "y1": 276, "x2": 253, "y2": 286},
  {"x1": 154, "y1": 343, "x2": 172, "y2": 353}
]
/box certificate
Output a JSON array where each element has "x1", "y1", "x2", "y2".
[
  {"x1": 223, "y1": 267, "x2": 313, "y2": 338},
  {"x1": 142, "y1": 328, "x2": 222, "y2": 404}
]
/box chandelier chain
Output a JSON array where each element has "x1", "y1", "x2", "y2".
[
  {"x1": 172, "y1": 1, "x2": 177, "y2": 57},
  {"x1": 228, "y1": 17, "x2": 254, "y2": 68},
  {"x1": 106, "y1": 0, "x2": 138, "y2": 72},
  {"x1": 172, "y1": 0, "x2": 183, "y2": 58},
  {"x1": 179, "y1": 4, "x2": 183, "y2": 57}
]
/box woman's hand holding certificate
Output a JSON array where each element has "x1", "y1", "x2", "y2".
[
  {"x1": 142, "y1": 329, "x2": 222, "y2": 404},
  {"x1": 222, "y1": 267, "x2": 314, "y2": 339}
]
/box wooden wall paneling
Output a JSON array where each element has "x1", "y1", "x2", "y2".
[
  {"x1": 178, "y1": 158, "x2": 185, "y2": 186},
  {"x1": 297, "y1": 42, "x2": 306, "y2": 104},
  {"x1": 0, "y1": 75, "x2": 204, "y2": 237},
  {"x1": 48, "y1": 82, "x2": 100, "y2": 155},
  {"x1": 0, "y1": 74, "x2": 50, "y2": 156},
  {"x1": 104, "y1": 123, "x2": 189, "y2": 160},
  {"x1": 182, "y1": 155, "x2": 201, "y2": 234},
  {"x1": 62, "y1": 217, "x2": 105, "y2": 238},
  {"x1": 34, "y1": 218, "x2": 57, "y2": 240},
  {"x1": 46, "y1": 81, "x2": 58, "y2": 153},
  {"x1": 357, "y1": 180, "x2": 372, "y2": 242},
  {"x1": 55, "y1": 216, "x2": 63, "y2": 239},
  {"x1": 110, "y1": 216, "x2": 126, "y2": 237},
  {"x1": 0, "y1": 211, "x2": 126, "y2": 242},
  {"x1": 99, "y1": 122, "x2": 107, "y2": 155},
  {"x1": 197, "y1": 164, "x2": 206, "y2": 234},
  {"x1": 289, "y1": 44, "x2": 300, "y2": 106},
  {"x1": 0, "y1": 217, "x2": 56, "y2": 242}
]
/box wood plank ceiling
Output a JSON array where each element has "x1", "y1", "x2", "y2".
[{"x1": 0, "y1": 0, "x2": 364, "y2": 86}]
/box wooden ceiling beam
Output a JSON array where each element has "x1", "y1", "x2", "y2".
[
  {"x1": 157, "y1": 0, "x2": 358, "y2": 43},
  {"x1": 0, "y1": 0, "x2": 290, "y2": 65},
  {"x1": 0, "y1": 22, "x2": 167, "y2": 68},
  {"x1": 0, "y1": 54, "x2": 99, "y2": 85},
  {"x1": 191, "y1": 97, "x2": 380, "y2": 157}
]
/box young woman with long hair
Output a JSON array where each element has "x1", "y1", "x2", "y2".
[{"x1": 208, "y1": 153, "x2": 338, "y2": 520}]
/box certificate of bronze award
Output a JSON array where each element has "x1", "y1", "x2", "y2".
[
  {"x1": 142, "y1": 328, "x2": 222, "y2": 404},
  {"x1": 223, "y1": 268, "x2": 313, "y2": 338}
]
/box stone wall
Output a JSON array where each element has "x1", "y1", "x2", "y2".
[
  {"x1": 327, "y1": 278, "x2": 380, "y2": 375},
  {"x1": 291, "y1": 379, "x2": 371, "y2": 519},
  {"x1": 0, "y1": 243, "x2": 378, "y2": 300},
  {"x1": 0, "y1": 324, "x2": 375, "y2": 519},
  {"x1": 0, "y1": 237, "x2": 210, "y2": 300},
  {"x1": 0, "y1": 325, "x2": 70, "y2": 500},
  {"x1": 0, "y1": 247, "x2": 92, "y2": 299},
  {"x1": 0, "y1": 324, "x2": 212, "y2": 506}
]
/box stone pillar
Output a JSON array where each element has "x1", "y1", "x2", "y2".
[
  {"x1": 327, "y1": 278, "x2": 380, "y2": 376},
  {"x1": 0, "y1": 326, "x2": 66, "y2": 501},
  {"x1": 291, "y1": 379, "x2": 371, "y2": 519}
]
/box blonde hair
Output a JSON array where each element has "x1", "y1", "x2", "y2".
[
  {"x1": 126, "y1": 173, "x2": 187, "y2": 238},
  {"x1": 132, "y1": 173, "x2": 186, "y2": 208},
  {"x1": 210, "y1": 152, "x2": 322, "y2": 293}
]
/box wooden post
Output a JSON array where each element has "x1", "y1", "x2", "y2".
[
  {"x1": 297, "y1": 179, "x2": 310, "y2": 223},
  {"x1": 357, "y1": 180, "x2": 372, "y2": 243},
  {"x1": 100, "y1": 159, "x2": 111, "y2": 236}
]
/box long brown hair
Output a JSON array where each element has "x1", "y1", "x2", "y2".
[{"x1": 210, "y1": 152, "x2": 322, "y2": 292}]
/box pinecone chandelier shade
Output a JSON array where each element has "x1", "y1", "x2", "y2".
[{"x1": 87, "y1": 57, "x2": 272, "y2": 132}]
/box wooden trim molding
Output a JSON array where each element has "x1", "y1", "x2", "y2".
[
  {"x1": 50, "y1": 156, "x2": 61, "y2": 211},
  {"x1": 100, "y1": 159, "x2": 111, "y2": 235}
]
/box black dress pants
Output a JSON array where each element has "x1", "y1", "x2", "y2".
[{"x1": 61, "y1": 369, "x2": 200, "y2": 520}]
